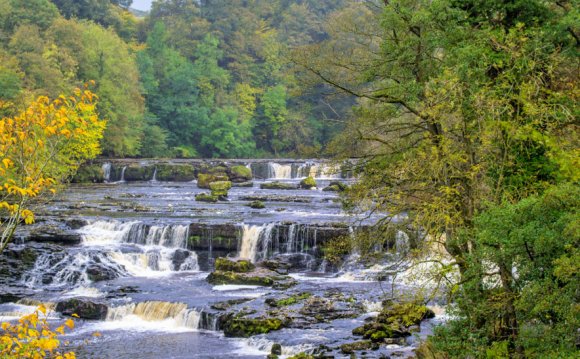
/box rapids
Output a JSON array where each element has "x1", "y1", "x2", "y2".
[{"x1": 0, "y1": 160, "x2": 440, "y2": 358}]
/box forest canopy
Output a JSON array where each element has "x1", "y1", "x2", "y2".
[{"x1": 0, "y1": 0, "x2": 352, "y2": 158}]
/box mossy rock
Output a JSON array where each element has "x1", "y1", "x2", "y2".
[
  {"x1": 123, "y1": 165, "x2": 155, "y2": 181},
  {"x1": 323, "y1": 181, "x2": 348, "y2": 192},
  {"x1": 247, "y1": 201, "x2": 265, "y2": 209},
  {"x1": 271, "y1": 343, "x2": 282, "y2": 355},
  {"x1": 195, "y1": 192, "x2": 219, "y2": 203},
  {"x1": 206, "y1": 271, "x2": 275, "y2": 286},
  {"x1": 232, "y1": 181, "x2": 254, "y2": 188},
  {"x1": 340, "y1": 340, "x2": 377, "y2": 354},
  {"x1": 299, "y1": 176, "x2": 317, "y2": 189},
  {"x1": 214, "y1": 257, "x2": 255, "y2": 273},
  {"x1": 229, "y1": 165, "x2": 253, "y2": 182},
  {"x1": 378, "y1": 302, "x2": 435, "y2": 327},
  {"x1": 222, "y1": 317, "x2": 284, "y2": 337},
  {"x1": 198, "y1": 173, "x2": 229, "y2": 189},
  {"x1": 209, "y1": 181, "x2": 232, "y2": 197},
  {"x1": 55, "y1": 299, "x2": 108, "y2": 320},
  {"x1": 155, "y1": 164, "x2": 196, "y2": 182},
  {"x1": 265, "y1": 292, "x2": 312, "y2": 307},
  {"x1": 207, "y1": 166, "x2": 228, "y2": 175},
  {"x1": 71, "y1": 164, "x2": 105, "y2": 183},
  {"x1": 260, "y1": 182, "x2": 298, "y2": 190}
]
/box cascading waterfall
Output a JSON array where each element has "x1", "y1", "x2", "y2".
[
  {"x1": 23, "y1": 221, "x2": 199, "y2": 288},
  {"x1": 106, "y1": 301, "x2": 201, "y2": 330},
  {"x1": 102, "y1": 163, "x2": 112, "y2": 182},
  {"x1": 238, "y1": 224, "x2": 275, "y2": 262},
  {"x1": 119, "y1": 166, "x2": 127, "y2": 182},
  {"x1": 151, "y1": 168, "x2": 157, "y2": 182},
  {"x1": 267, "y1": 163, "x2": 292, "y2": 179}
]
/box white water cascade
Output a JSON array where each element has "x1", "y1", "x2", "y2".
[
  {"x1": 23, "y1": 221, "x2": 198, "y2": 289},
  {"x1": 267, "y1": 163, "x2": 292, "y2": 179},
  {"x1": 119, "y1": 166, "x2": 127, "y2": 182},
  {"x1": 102, "y1": 163, "x2": 112, "y2": 182},
  {"x1": 106, "y1": 301, "x2": 201, "y2": 330},
  {"x1": 239, "y1": 223, "x2": 276, "y2": 262}
]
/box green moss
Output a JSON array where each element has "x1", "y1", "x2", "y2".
[
  {"x1": 299, "y1": 176, "x2": 317, "y2": 189},
  {"x1": 206, "y1": 271, "x2": 275, "y2": 286},
  {"x1": 124, "y1": 165, "x2": 155, "y2": 181},
  {"x1": 288, "y1": 354, "x2": 315, "y2": 359},
  {"x1": 266, "y1": 292, "x2": 312, "y2": 307},
  {"x1": 378, "y1": 302, "x2": 435, "y2": 327},
  {"x1": 340, "y1": 340, "x2": 376, "y2": 354},
  {"x1": 247, "y1": 201, "x2": 265, "y2": 209},
  {"x1": 209, "y1": 181, "x2": 232, "y2": 197},
  {"x1": 156, "y1": 164, "x2": 196, "y2": 181},
  {"x1": 195, "y1": 192, "x2": 219, "y2": 203},
  {"x1": 197, "y1": 173, "x2": 229, "y2": 189},
  {"x1": 214, "y1": 257, "x2": 255, "y2": 273},
  {"x1": 71, "y1": 164, "x2": 105, "y2": 183},
  {"x1": 222, "y1": 317, "x2": 284, "y2": 337},
  {"x1": 230, "y1": 165, "x2": 253, "y2": 181}
]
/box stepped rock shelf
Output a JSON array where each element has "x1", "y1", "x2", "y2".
[{"x1": 0, "y1": 159, "x2": 438, "y2": 359}]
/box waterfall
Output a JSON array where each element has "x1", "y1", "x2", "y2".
[
  {"x1": 102, "y1": 163, "x2": 112, "y2": 182},
  {"x1": 267, "y1": 163, "x2": 292, "y2": 179},
  {"x1": 106, "y1": 301, "x2": 201, "y2": 330},
  {"x1": 239, "y1": 223, "x2": 275, "y2": 262},
  {"x1": 23, "y1": 221, "x2": 199, "y2": 289},
  {"x1": 119, "y1": 166, "x2": 127, "y2": 182},
  {"x1": 151, "y1": 168, "x2": 157, "y2": 182}
]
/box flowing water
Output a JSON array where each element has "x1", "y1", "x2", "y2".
[{"x1": 1, "y1": 160, "x2": 439, "y2": 358}]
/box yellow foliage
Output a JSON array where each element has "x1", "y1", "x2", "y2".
[
  {"x1": 0, "y1": 307, "x2": 76, "y2": 359},
  {"x1": 0, "y1": 85, "x2": 106, "y2": 252}
]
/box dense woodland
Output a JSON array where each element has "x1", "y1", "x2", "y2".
[
  {"x1": 0, "y1": 0, "x2": 351, "y2": 158},
  {"x1": 0, "y1": 0, "x2": 578, "y2": 358}
]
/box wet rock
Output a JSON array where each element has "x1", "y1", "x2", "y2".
[
  {"x1": 71, "y1": 163, "x2": 105, "y2": 183},
  {"x1": 209, "y1": 181, "x2": 232, "y2": 198},
  {"x1": 172, "y1": 249, "x2": 192, "y2": 269},
  {"x1": 56, "y1": 299, "x2": 108, "y2": 320},
  {"x1": 214, "y1": 257, "x2": 255, "y2": 273},
  {"x1": 271, "y1": 343, "x2": 282, "y2": 355},
  {"x1": 247, "y1": 200, "x2": 265, "y2": 209},
  {"x1": 265, "y1": 292, "x2": 312, "y2": 307},
  {"x1": 86, "y1": 264, "x2": 121, "y2": 282},
  {"x1": 352, "y1": 302, "x2": 435, "y2": 342},
  {"x1": 124, "y1": 165, "x2": 155, "y2": 181},
  {"x1": 340, "y1": 340, "x2": 378, "y2": 354},
  {"x1": 260, "y1": 182, "x2": 298, "y2": 190},
  {"x1": 207, "y1": 265, "x2": 297, "y2": 288},
  {"x1": 258, "y1": 259, "x2": 291, "y2": 274},
  {"x1": 211, "y1": 298, "x2": 253, "y2": 311},
  {"x1": 27, "y1": 224, "x2": 82, "y2": 245},
  {"x1": 299, "y1": 176, "x2": 317, "y2": 189},
  {"x1": 155, "y1": 164, "x2": 196, "y2": 182},
  {"x1": 65, "y1": 218, "x2": 89, "y2": 230},
  {"x1": 197, "y1": 173, "x2": 229, "y2": 189},
  {"x1": 228, "y1": 165, "x2": 253, "y2": 182},
  {"x1": 195, "y1": 192, "x2": 219, "y2": 203},
  {"x1": 222, "y1": 316, "x2": 284, "y2": 337},
  {"x1": 299, "y1": 296, "x2": 360, "y2": 322},
  {"x1": 322, "y1": 181, "x2": 348, "y2": 192}
]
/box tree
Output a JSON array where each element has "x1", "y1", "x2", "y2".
[
  {"x1": 0, "y1": 87, "x2": 105, "y2": 252},
  {"x1": 294, "y1": 0, "x2": 578, "y2": 354}
]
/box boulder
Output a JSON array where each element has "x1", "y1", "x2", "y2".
[
  {"x1": 155, "y1": 164, "x2": 196, "y2": 182},
  {"x1": 322, "y1": 181, "x2": 348, "y2": 192},
  {"x1": 228, "y1": 165, "x2": 253, "y2": 182},
  {"x1": 222, "y1": 317, "x2": 284, "y2": 337},
  {"x1": 209, "y1": 181, "x2": 232, "y2": 198},
  {"x1": 86, "y1": 264, "x2": 121, "y2": 282},
  {"x1": 247, "y1": 201, "x2": 265, "y2": 209},
  {"x1": 123, "y1": 165, "x2": 155, "y2": 181},
  {"x1": 271, "y1": 343, "x2": 282, "y2": 355},
  {"x1": 206, "y1": 267, "x2": 297, "y2": 288},
  {"x1": 71, "y1": 164, "x2": 105, "y2": 183},
  {"x1": 197, "y1": 173, "x2": 229, "y2": 189},
  {"x1": 56, "y1": 299, "x2": 108, "y2": 320},
  {"x1": 214, "y1": 257, "x2": 255, "y2": 273},
  {"x1": 299, "y1": 176, "x2": 317, "y2": 189},
  {"x1": 340, "y1": 340, "x2": 378, "y2": 354},
  {"x1": 195, "y1": 193, "x2": 219, "y2": 203},
  {"x1": 232, "y1": 181, "x2": 254, "y2": 188}
]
